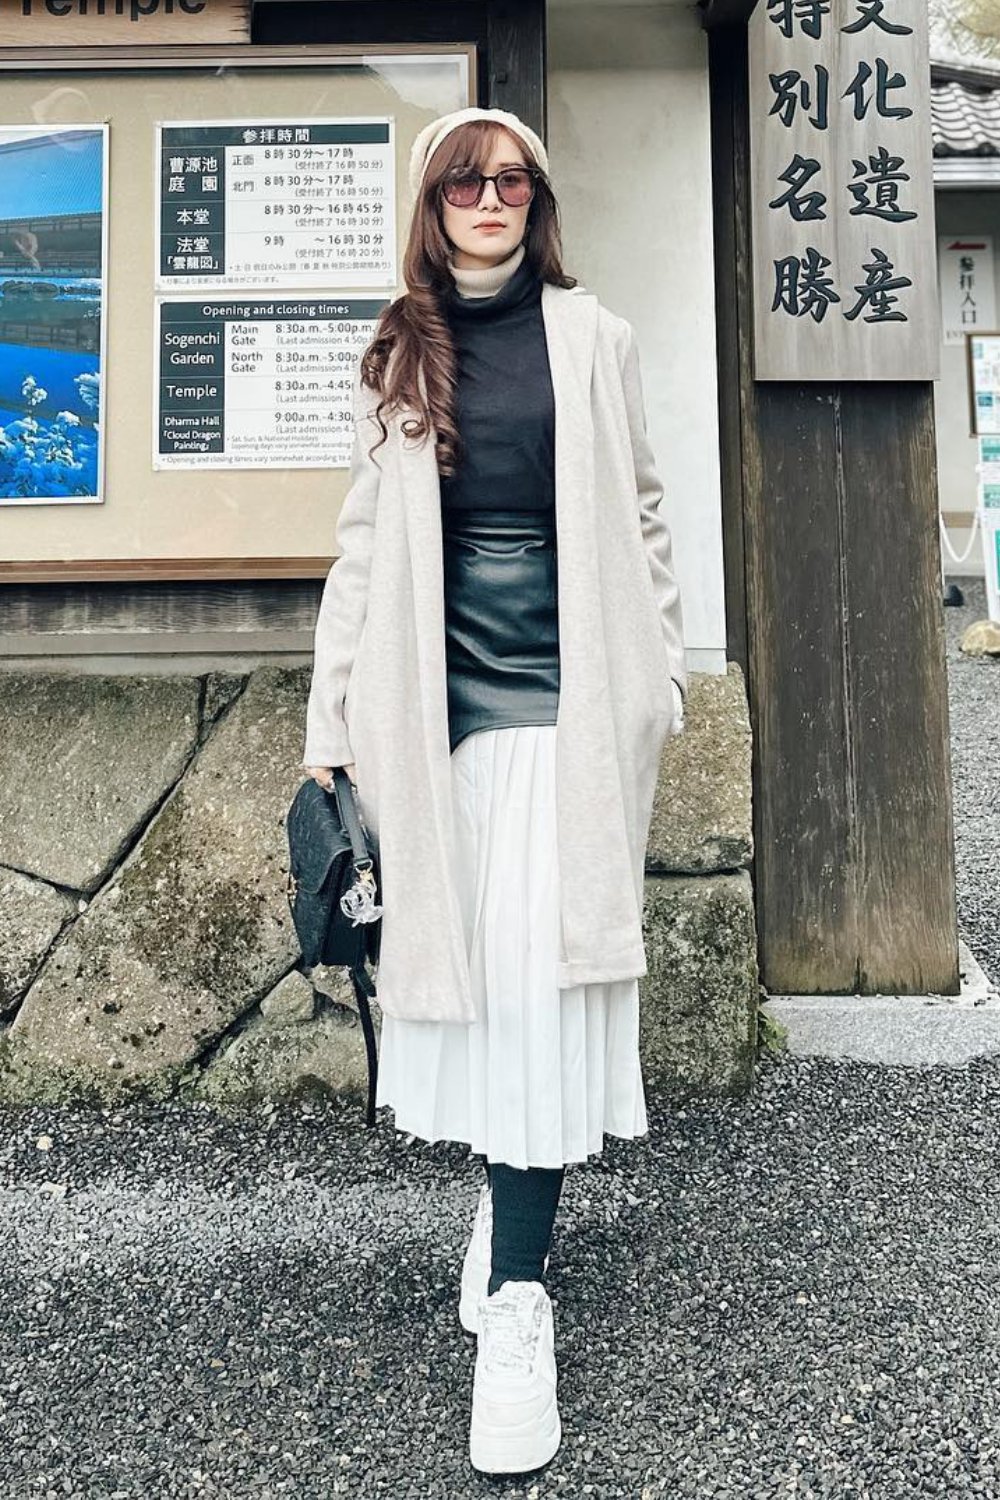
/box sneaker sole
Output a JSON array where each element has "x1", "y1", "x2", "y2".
[{"x1": 469, "y1": 1395, "x2": 561, "y2": 1474}]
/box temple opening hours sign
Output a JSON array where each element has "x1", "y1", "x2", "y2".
[
  {"x1": 748, "y1": 0, "x2": 939, "y2": 381},
  {"x1": 154, "y1": 298, "x2": 388, "y2": 469},
  {"x1": 155, "y1": 119, "x2": 396, "y2": 290}
]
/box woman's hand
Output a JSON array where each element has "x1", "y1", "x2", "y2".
[{"x1": 304, "y1": 763, "x2": 357, "y2": 791}]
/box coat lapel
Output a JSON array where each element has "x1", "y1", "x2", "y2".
[
  {"x1": 397, "y1": 416, "x2": 447, "y2": 769},
  {"x1": 395, "y1": 405, "x2": 459, "y2": 936},
  {"x1": 543, "y1": 285, "x2": 651, "y2": 971},
  {"x1": 541, "y1": 281, "x2": 600, "y2": 710},
  {"x1": 542, "y1": 284, "x2": 599, "y2": 559}
]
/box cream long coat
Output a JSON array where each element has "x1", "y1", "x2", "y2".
[{"x1": 302, "y1": 280, "x2": 686, "y2": 1025}]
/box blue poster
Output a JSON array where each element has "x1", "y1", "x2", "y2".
[{"x1": 0, "y1": 125, "x2": 107, "y2": 505}]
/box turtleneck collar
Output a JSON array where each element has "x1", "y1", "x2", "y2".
[
  {"x1": 447, "y1": 241, "x2": 525, "y2": 299},
  {"x1": 443, "y1": 244, "x2": 541, "y2": 322}
]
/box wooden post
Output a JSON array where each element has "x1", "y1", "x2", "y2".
[
  {"x1": 486, "y1": 0, "x2": 546, "y2": 132},
  {"x1": 708, "y1": 21, "x2": 959, "y2": 995}
]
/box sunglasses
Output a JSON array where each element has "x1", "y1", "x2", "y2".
[{"x1": 440, "y1": 165, "x2": 541, "y2": 209}]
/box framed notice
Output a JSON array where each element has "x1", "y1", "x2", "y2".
[
  {"x1": 0, "y1": 44, "x2": 474, "y2": 580},
  {"x1": 976, "y1": 435, "x2": 1000, "y2": 624},
  {"x1": 748, "y1": 0, "x2": 940, "y2": 381},
  {"x1": 966, "y1": 332, "x2": 1000, "y2": 438}
]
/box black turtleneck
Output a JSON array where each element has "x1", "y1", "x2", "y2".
[{"x1": 440, "y1": 257, "x2": 556, "y2": 512}]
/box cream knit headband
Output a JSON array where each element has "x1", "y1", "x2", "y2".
[{"x1": 408, "y1": 107, "x2": 549, "y2": 199}]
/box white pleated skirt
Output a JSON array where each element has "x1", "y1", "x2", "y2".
[{"x1": 374, "y1": 723, "x2": 649, "y2": 1170}]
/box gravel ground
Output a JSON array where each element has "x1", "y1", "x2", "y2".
[{"x1": 1, "y1": 582, "x2": 998, "y2": 1500}]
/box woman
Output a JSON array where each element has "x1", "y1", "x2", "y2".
[{"x1": 302, "y1": 105, "x2": 686, "y2": 1477}]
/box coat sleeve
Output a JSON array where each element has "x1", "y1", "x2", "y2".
[
  {"x1": 302, "y1": 369, "x2": 383, "y2": 769},
  {"x1": 618, "y1": 320, "x2": 687, "y2": 705}
]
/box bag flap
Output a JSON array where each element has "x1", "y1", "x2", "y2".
[{"x1": 286, "y1": 777, "x2": 352, "y2": 894}]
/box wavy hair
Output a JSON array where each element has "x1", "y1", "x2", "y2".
[{"x1": 359, "y1": 120, "x2": 576, "y2": 476}]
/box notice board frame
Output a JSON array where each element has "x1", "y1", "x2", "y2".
[
  {"x1": 0, "y1": 42, "x2": 476, "y2": 584},
  {"x1": 965, "y1": 329, "x2": 1000, "y2": 439}
]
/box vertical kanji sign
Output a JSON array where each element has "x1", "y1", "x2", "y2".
[{"x1": 749, "y1": 0, "x2": 940, "y2": 380}]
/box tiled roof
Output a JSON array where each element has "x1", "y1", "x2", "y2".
[{"x1": 932, "y1": 80, "x2": 1000, "y2": 156}]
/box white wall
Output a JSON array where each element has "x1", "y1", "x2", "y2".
[
  {"x1": 547, "y1": 1, "x2": 727, "y2": 671},
  {"x1": 934, "y1": 189, "x2": 1000, "y2": 579}
]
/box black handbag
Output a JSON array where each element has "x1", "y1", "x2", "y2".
[{"x1": 285, "y1": 768, "x2": 383, "y2": 1126}]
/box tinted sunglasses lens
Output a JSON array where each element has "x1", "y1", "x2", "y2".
[
  {"x1": 443, "y1": 172, "x2": 482, "y2": 207},
  {"x1": 497, "y1": 170, "x2": 534, "y2": 206}
]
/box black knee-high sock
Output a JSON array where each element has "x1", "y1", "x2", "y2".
[{"x1": 488, "y1": 1164, "x2": 564, "y2": 1296}]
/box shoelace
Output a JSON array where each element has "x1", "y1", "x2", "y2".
[{"x1": 480, "y1": 1287, "x2": 544, "y2": 1376}]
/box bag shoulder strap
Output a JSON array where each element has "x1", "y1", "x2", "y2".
[
  {"x1": 330, "y1": 766, "x2": 371, "y2": 864},
  {"x1": 331, "y1": 769, "x2": 379, "y2": 1128}
]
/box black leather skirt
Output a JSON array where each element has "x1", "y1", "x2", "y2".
[{"x1": 442, "y1": 507, "x2": 560, "y2": 755}]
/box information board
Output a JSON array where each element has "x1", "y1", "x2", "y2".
[
  {"x1": 978, "y1": 434, "x2": 1000, "y2": 624},
  {"x1": 156, "y1": 119, "x2": 396, "y2": 290},
  {"x1": 155, "y1": 296, "x2": 387, "y2": 468},
  {"x1": 966, "y1": 332, "x2": 1000, "y2": 438},
  {"x1": 0, "y1": 45, "x2": 473, "y2": 578}
]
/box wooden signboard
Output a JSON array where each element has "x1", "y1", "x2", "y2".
[
  {"x1": 0, "y1": 0, "x2": 248, "y2": 47},
  {"x1": 748, "y1": 0, "x2": 940, "y2": 381}
]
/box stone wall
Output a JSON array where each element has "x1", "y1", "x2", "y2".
[{"x1": 0, "y1": 663, "x2": 757, "y2": 1111}]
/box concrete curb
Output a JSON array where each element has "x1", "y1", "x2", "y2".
[{"x1": 761, "y1": 940, "x2": 1000, "y2": 1068}]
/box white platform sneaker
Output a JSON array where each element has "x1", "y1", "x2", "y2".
[
  {"x1": 459, "y1": 1183, "x2": 493, "y2": 1333},
  {"x1": 469, "y1": 1279, "x2": 561, "y2": 1475},
  {"x1": 458, "y1": 1183, "x2": 551, "y2": 1335}
]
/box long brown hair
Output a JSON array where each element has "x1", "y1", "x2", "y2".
[{"x1": 360, "y1": 120, "x2": 576, "y2": 476}]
